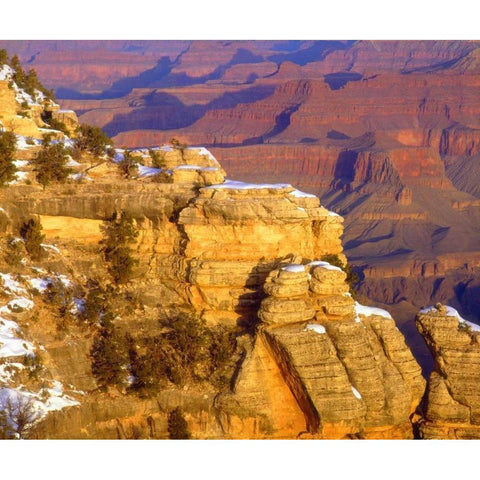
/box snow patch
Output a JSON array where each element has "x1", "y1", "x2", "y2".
[
  {"x1": 420, "y1": 305, "x2": 480, "y2": 332},
  {"x1": 281, "y1": 264, "x2": 305, "y2": 273},
  {"x1": 0, "y1": 317, "x2": 35, "y2": 358},
  {"x1": 40, "y1": 243, "x2": 60, "y2": 254},
  {"x1": 66, "y1": 157, "x2": 80, "y2": 167},
  {"x1": 305, "y1": 324, "x2": 326, "y2": 334},
  {"x1": 138, "y1": 165, "x2": 161, "y2": 177},
  {"x1": 0, "y1": 362, "x2": 24, "y2": 383},
  {"x1": 13, "y1": 160, "x2": 28, "y2": 168},
  {"x1": 352, "y1": 386, "x2": 362, "y2": 399},
  {"x1": 205, "y1": 179, "x2": 291, "y2": 191},
  {"x1": 0, "y1": 273, "x2": 28, "y2": 296},
  {"x1": 188, "y1": 146, "x2": 217, "y2": 161},
  {"x1": 0, "y1": 297, "x2": 35, "y2": 313},
  {"x1": 289, "y1": 189, "x2": 316, "y2": 198},
  {"x1": 308, "y1": 261, "x2": 343, "y2": 272},
  {"x1": 354, "y1": 302, "x2": 392, "y2": 320}
]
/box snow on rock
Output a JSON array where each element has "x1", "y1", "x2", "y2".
[
  {"x1": 3, "y1": 297, "x2": 34, "y2": 312},
  {"x1": 354, "y1": 302, "x2": 393, "y2": 320},
  {"x1": 307, "y1": 260, "x2": 343, "y2": 272},
  {"x1": 0, "y1": 380, "x2": 80, "y2": 431},
  {"x1": 0, "y1": 64, "x2": 14, "y2": 81},
  {"x1": 138, "y1": 165, "x2": 161, "y2": 177},
  {"x1": 289, "y1": 189, "x2": 317, "y2": 198},
  {"x1": 420, "y1": 305, "x2": 480, "y2": 332},
  {"x1": 0, "y1": 317, "x2": 35, "y2": 358},
  {"x1": 13, "y1": 160, "x2": 28, "y2": 168},
  {"x1": 306, "y1": 323, "x2": 326, "y2": 334},
  {"x1": 352, "y1": 386, "x2": 362, "y2": 399},
  {"x1": 205, "y1": 179, "x2": 292, "y2": 191},
  {"x1": 28, "y1": 277, "x2": 50, "y2": 293},
  {"x1": 188, "y1": 146, "x2": 217, "y2": 161},
  {"x1": 40, "y1": 243, "x2": 61, "y2": 254},
  {"x1": 15, "y1": 135, "x2": 40, "y2": 149},
  {"x1": 66, "y1": 157, "x2": 81, "y2": 168},
  {"x1": 0, "y1": 362, "x2": 24, "y2": 384},
  {"x1": 69, "y1": 172, "x2": 92, "y2": 182},
  {"x1": 0, "y1": 273, "x2": 28, "y2": 296},
  {"x1": 114, "y1": 149, "x2": 125, "y2": 162},
  {"x1": 281, "y1": 264, "x2": 305, "y2": 273},
  {"x1": 70, "y1": 298, "x2": 85, "y2": 316}
]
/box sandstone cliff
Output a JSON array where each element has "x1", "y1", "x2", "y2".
[
  {"x1": 218, "y1": 263, "x2": 425, "y2": 438},
  {"x1": 0, "y1": 137, "x2": 426, "y2": 438},
  {"x1": 416, "y1": 304, "x2": 480, "y2": 439}
]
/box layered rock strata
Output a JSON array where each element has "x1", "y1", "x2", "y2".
[
  {"x1": 0, "y1": 142, "x2": 425, "y2": 439},
  {"x1": 416, "y1": 304, "x2": 480, "y2": 439},
  {"x1": 218, "y1": 263, "x2": 425, "y2": 438}
]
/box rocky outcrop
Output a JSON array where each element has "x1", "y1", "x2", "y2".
[
  {"x1": 0, "y1": 140, "x2": 428, "y2": 439},
  {"x1": 219, "y1": 263, "x2": 425, "y2": 438},
  {"x1": 179, "y1": 180, "x2": 344, "y2": 326},
  {"x1": 416, "y1": 304, "x2": 480, "y2": 439}
]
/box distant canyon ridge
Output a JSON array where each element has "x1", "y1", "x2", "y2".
[{"x1": 2, "y1": 39, "x2": 480, "y2": 350}]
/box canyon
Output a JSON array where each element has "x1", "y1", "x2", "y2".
[
  {"x1": 2, "y1": 40, "x2": 479, "y2": 341},
  {"x1": 1, "y1": 42, "x2": 480, "y2": 439}
]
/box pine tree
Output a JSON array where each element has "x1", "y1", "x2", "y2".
[
  {"x1": 167, "y1": 407, "x2": 191, "y2": 439},
  {"x1": 10, "y1": 55, "x2": 26, "y2": 87},
  {"x1": 100, "y1": 212, "x2": 139, "y2": 284},
  {"x1": 74, "y1": 124, "x2": 112, "y2": 157},
  {"x1": 0, "y1": 49, "x2": 8, "y2": 65},
  {"x1": 24, "y1": 69, "x2": 39, "y2": 97},
  {"x1": 0, "y1": 130, "x2": 17, "y2": 186},
  {"x1": 118, "y1": 150, "x2": 138, "y2": 179},
  {"x1": 32, "y1": 143, "x2": 72, "y2": 188},
  {"x1": 20, "y1": 218, "x2": 45, "y2": 261},
  {"x1": 149, "y1": 149, "x2": 167, "y2": 169},
  {"x1": 90, "y1": 326, "x2": 125, "y2": 389}
]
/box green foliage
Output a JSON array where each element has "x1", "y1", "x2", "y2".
[
  {"x1": 90, "y1": 324, "x2": 126, "y2": 390},
  {"x1": 127, "y1": 313, "x2": 237, "y2": 394},
  {"x1": 320, "y1": 253, "x2": 359, "y2": 298},
  {"x1": 126, "y1": 333, "x2": 172, "y2": 393},
  {"x1": 167, "y1": 407, "x2": 191, "y2": 439},
  {"x1": 44, "y1": 277, "x2": 73, "y2": 324},
  {"x1": 20, "y1": 218, "x2": 45, "y2": 261},
  {"x1": 117, "y1": 150, "x2": 138, "y2": 179},
  {"x1": 100, "y1": 212, "x2": 139, "y2": 284},
  {"x1": 82, "y1": 279, "x2": 111, "y2": 325},
  {"x1": 0, "y1": 130, "x2": 17, "y2": 186},
  {"x1": 10, "y1": 55, "x2": 26, "y2": 86},
  {"x1": 149, "y1": 149, "x2": 167, "y2": 169},
  {"x1": 4, "y1": 237, "x2": 25, "y2": 267},
  {"x1": 152, "y1": 171, "x2": 173, "y2": 184},
  {"x1": 170, "y1": 138, "x2": 188, "y2": 152},
  {"x1": 32, "y1": 142, "x2": 72, "y2": 188},
  {"x1": 22, "y1": 354, "x2": 44, "y2": 380},
  {"x1": 74, "y1": 124, "x2": 112, "y2": 157},
  {"x1": 0, "y1": 49, "x2": 8, "y2": 65}
]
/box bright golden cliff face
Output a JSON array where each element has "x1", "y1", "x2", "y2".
[{"x1": 0, "y1": 136, "x2": 427, "y2": 438}]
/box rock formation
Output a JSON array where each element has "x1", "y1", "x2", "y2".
[
  {"x1": 218, "y1": 263, "x2": 425, "y2": 438},
  {"x1": 0, "y1": 134, "x2": 426, "y2": 438},
  {"x1": 28, "y1": 40, "x2": 480, "y2": 333},
  {"x1": 416, "y1": 304, "x2": 480, "y2": 439}
]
